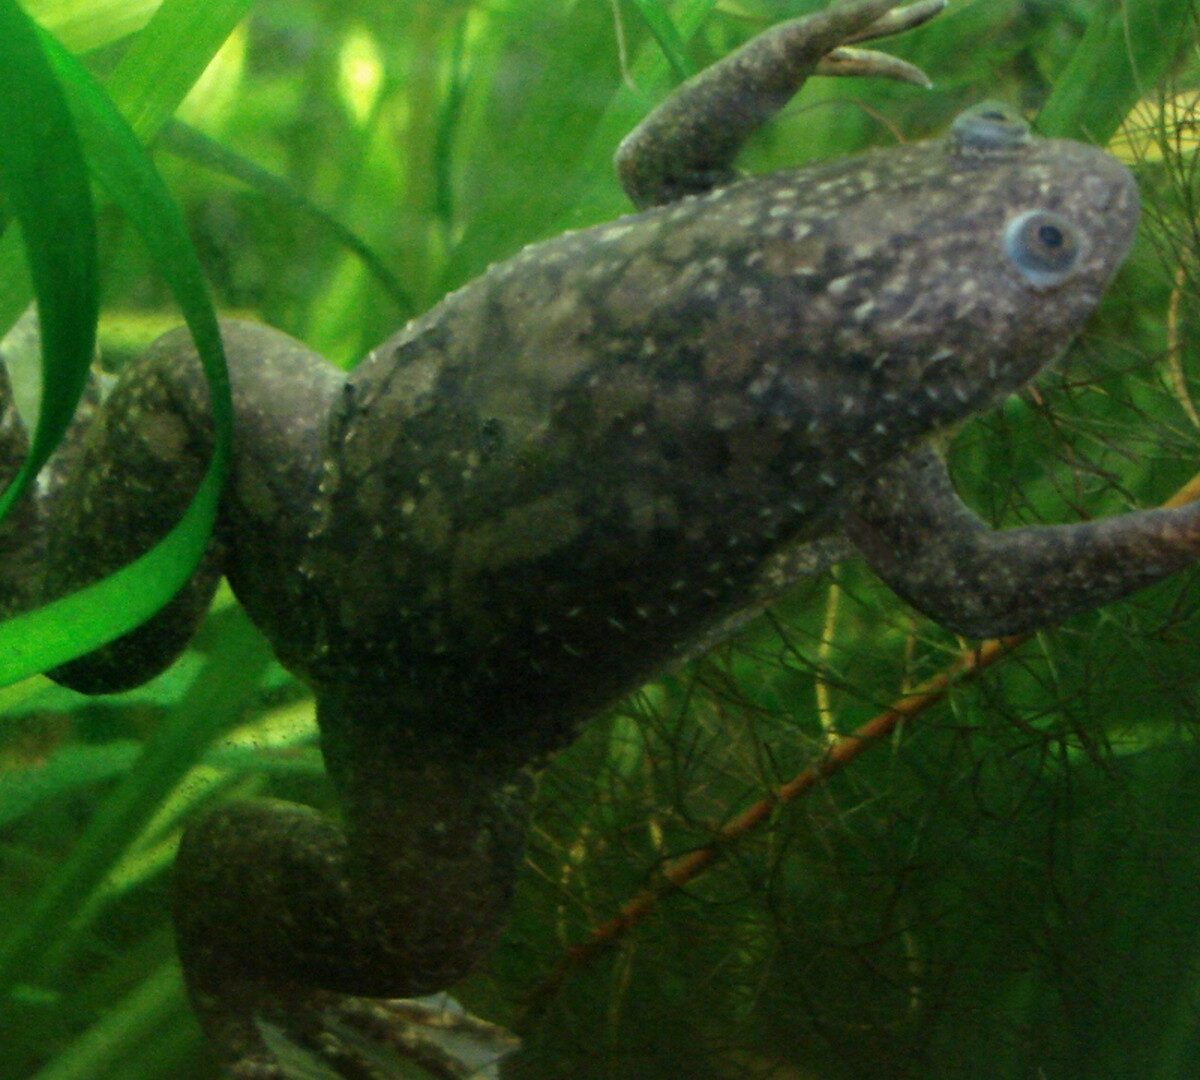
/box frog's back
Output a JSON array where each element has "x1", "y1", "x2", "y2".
[{"x1": 306, "y1": 112, "x2": 1137, "y2": 746}]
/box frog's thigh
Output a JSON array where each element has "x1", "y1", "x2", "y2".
[
  {"x1": 46, "y1": 319, "x2": 337, "y2": 693},
  {"x1": 842, "y1": 446, "x2": 1200, "y2": 637}
]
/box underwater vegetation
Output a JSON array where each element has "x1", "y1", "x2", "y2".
[{"x1": 2, "y1": 0, "x2": 1200, "y2": 1077}]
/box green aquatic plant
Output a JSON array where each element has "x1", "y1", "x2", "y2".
[{"x1": 2, "y1": 2, "x2": 1200, "y2": 1078}]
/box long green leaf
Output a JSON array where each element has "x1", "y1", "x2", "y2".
[
  {"x1": 0, "y1": 0, "x2": 97, "y2": 522},
  {"x1": 0, "y1": 18, "x2": 234, "y2": 685},
  {"x1": 104, "y1": 0, "x2": 252, "y2": 143},
  {"x1": 0, "y1": 0, "x2": 250, "y2": 341},
  {"x1": 162, "y1": 119, "x2": 415, "y2": 316}
]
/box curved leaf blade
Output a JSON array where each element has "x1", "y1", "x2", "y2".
[
  {"x1": 0, "y1": 20, "x2": 233, "y2": 687},
  {"x1": 0, "y1": 0, "x2": 98, "y2": 522}
]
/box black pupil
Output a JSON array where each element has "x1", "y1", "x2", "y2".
[{"x1": 1038, "y1": 223, "x2": 1064, "y2": 249}]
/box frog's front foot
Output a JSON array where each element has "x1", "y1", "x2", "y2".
[{"x1": 616, "y1": 0, "x2": 947, "y2": 207}]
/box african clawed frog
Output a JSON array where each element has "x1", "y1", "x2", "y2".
[{"x1": 2, "y1": 0, "x2": 1188, "y2": 1074}]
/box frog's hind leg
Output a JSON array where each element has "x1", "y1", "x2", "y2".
[
  {"x1": 171, "y1": 699, "x2": 534, "y2": 1077},
  {"x1": 0, "y1": 319, "x2": 339, "y2": 693},
  {"x1": 842, "y1": 446, "x2": 1200, "y2": 638},
  {"x1": 615, "y1": 0, "x2": 945, "y2": 208}
]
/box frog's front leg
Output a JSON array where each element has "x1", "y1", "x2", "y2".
[
  {"x1": 842, "y1": 446, "x2": 1200, "y2": 638},
  {"x1": 615, "y1": 0, "x2": 945, "y2": 207}
]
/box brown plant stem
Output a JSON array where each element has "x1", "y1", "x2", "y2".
[{"x1": 522, "y1": 470, "x2": 1200, "y2": 1022}]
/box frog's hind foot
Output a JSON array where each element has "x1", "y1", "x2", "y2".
[
  {"x1": 843, "y1": 0, "x2": 946, "y2": 46},
  {"x1": 230, "y1": 994, "x2": 519, "y2": 1080},
  {"x1": 817, "y1": 0, "x2": 946, "y2": 88}
]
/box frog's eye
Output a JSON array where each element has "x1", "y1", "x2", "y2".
[{"x1": 1003, "y1": 210, "x2": 1085, "y2": 288}]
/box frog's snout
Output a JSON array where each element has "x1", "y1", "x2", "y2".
[
  {"x1": 961, "y1": 101, "x2": 1139, "y2": 239},
  {"x1": 1042, "y1": 141, "x2": 1140, "y2": 287},
  {"x1": 948, "y1": 101, "x2": 1141, "y2": 293}
]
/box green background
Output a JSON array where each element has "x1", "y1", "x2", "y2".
[{"x1": 3, "y1": 1, "x2": 1200, "y2": 1077}]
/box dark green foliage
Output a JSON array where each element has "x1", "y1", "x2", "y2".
[{"x1": 3, "y1": 2, "x2": 1200, "y2": 1078}]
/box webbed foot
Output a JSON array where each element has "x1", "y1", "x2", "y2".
[{"x1": 616, "y1": 0, "x2": 947, "y2": 207}]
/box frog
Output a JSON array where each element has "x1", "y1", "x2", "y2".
[{"x1": 1, "y1": 0, "x2": 1190, "y2": 1075}]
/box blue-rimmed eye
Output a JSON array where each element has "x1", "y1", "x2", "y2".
[{"x1": 1003, "y1": 210, "x2": 1085, "y2": 288}]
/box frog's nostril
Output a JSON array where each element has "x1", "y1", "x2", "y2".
[{"x1": 951, "y1": 101, "x2": 1031, "y2": 154}]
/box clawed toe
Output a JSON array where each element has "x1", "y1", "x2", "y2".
[
  {"x1": 816, "y1": 0, "x2": 947, "y2": 87},
  {"x1": 844, "y1": 0, "x2": 947, "y2": 47}
]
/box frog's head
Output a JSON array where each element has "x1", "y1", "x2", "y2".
[{"x1": 793, "y1": 100, "x2": 1140, "y2": 432}]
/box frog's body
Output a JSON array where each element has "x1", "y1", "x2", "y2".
[
  {"x1": 1, "y1": 1, "x2": 1190, "y2": 1075},
  {"x1": 314, "y1": 133, "x2": 1135, "y2": 743}
]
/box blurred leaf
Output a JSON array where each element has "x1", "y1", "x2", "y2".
[
  {"x1": 1037, "y1": 0, "x2": 1194, "y2": 142},
  {"x1": 0, "y1": 741, "x2": 140, "y2": 828},
  {"x1": 628, "y1": 0, "x2": 694, "y2": 81},
  {"x1": 0, "y1": 612, "x2": 270, "y2": 998},
  {"x1": 25, "y1": 0, "x2": 160, "y2": 53}
]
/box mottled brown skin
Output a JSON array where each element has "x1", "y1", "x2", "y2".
[{"x1": 0, "y1": 0, "x2": 1190, "y2": 1074}]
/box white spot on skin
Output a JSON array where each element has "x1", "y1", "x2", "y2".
[
  {"x1": 598, "y1": 223, "x2": 636, "y2": 243},
  {"x1": 853, "y1": 299, "x2": 877, "y2": 323}
]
